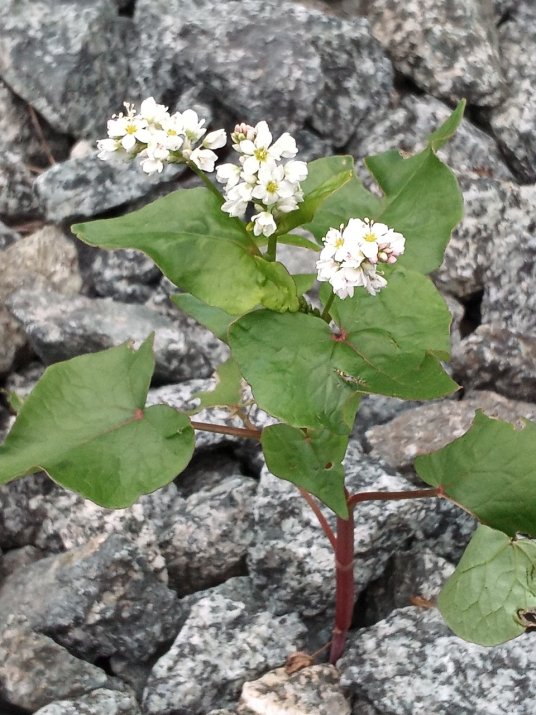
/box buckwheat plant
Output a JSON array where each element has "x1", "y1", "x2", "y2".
[{"x1": 4, "y1": 98, "x2": 536, "y2": 663}]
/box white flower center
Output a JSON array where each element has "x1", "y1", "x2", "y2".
[
  {"x1": 255, "y1": 147, "x2": 269, "y2": 162},
  {"x1": 363, "y1": 232, "x2": 377, "y2": 243}
]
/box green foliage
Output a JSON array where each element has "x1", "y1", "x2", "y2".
[
  {"x1": 229, "y1": 268, "x2": 458, "y2": 435},
  {"x1": 438, "y1": 525, "x2": 536, "y2": 646},
  {"x1": 415, "y1": 411, "x2": 536, "y2": 538},
  {"x1": 303, "y1": 101, "x2": 465, "y2": 274},
  {"x1": 7, "y1": 391, "x2": 24, "y2": 413},
  {"x1": 172, "y1": 293, "x2": 238, "y2": 343},
  {"x1": 73, "y1": 188, "x2": 299, "y2": 316},
  {"x1": 0, "y1": 338, "x2": 194, "y2": 507},
  {"x1": 262, "y1": 424, "x2": 348, "y2": 518},
  {"x1": 187, "y1": 358, "x2": 243, "y2": 414}
]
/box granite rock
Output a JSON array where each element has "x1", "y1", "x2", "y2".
[
  {"x1": 247, "y1": 444, "x2": 431, "y2": 618},
  {"x1": 90, "y1": 248, "x2": 161, "y2": 303},
  {"x1": 142, "y1": 583, "x2": 307, "y2": 714},
  {"x1": 0, "y1": 150, "x2": 41, "y2": 222},
  {"x1": 0, "y1": 545, "x2": 45, "y2": 582},
  {"x1": 452, "y1": 325, "x2": 536, "y2": 401},
  {"x1": 35, "y1": 151, "x2": 186, "y2": 223},
  {"x1": 237, "y1": 665, "x2": 351, "y2": 715},
  {"x1": 0, "y1": 0, "x2": 131, "y2": 140},
  {"x1": 0, "y1": 473, "x2": 55, "y2": 550},
  {"x1": 159, "y1": 475, "x2": 257, "y2": 595},
  {"x1": 34, "y1": 688, "x2": 141, "y2": 715},
  {"x1": 0, "y1": 306, "x2": 26, "y2": 376},
  {"x1": 414, "y1": 497, "x2": 477, "y2": 565},
  {"x1": 350, "y1": 94, "x2": 513, "y2": 182},
  {"x1": 489, "y1": 14, "x2": 536, "y2": 181},
  {"x1": 365, "y1": 390, "x2": 536, "y2": 472},
  {"x1": 0, "y1": 533, "x2": 183, "y2": 662},
  {"x1": 0, "y1": 617, "x2": 108, "y2": 712},
  {"x1": 0, "y1": 221, "x2": 20, "y2": 251},
  {"x1": 339, "y1": 606, "x2": 536, "y2": 715},
  {"x1": 7, "y1": 289, "x2": 216, "y2": 383},
  {"x1": 368, "y1": 0, "x2": 504, "y2": 106}
]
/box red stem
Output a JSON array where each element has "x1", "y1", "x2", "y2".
[
  {"x1": 298, "y1": 488, "x2": 337, "y2": 550},
  {"x1": 347, "y1": 487, "x2": 439, "y2": 510},
  {"x1": 190, "y1": 420, "x2": 262, "y2": 440},
  {"x1": 329, "y1": 508, "x2": 355, "y2": 664}
]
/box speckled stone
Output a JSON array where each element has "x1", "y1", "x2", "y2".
[
  {"x1": 89, "y1": 248, "x2": 161, "y2": 304},
  {"x1": 0, "y1": 306, "x2": 26, "y2": 376},
  {"x1": 35, "y1": 152, "x2": 186, "y2": 223},
  {"x1": 159, "y1": 475, "x2": 257, "y2": 595},
  {"x1": 34, "y1": 689, "x2": 141, "y2": 715},
  {"x1": 452, "y1": 325, "x2": 536, "y2": 401},
  {"x1": 0, "y1": 0, "x2": 131, "y2": 140},
  {"x1": 414, "y1": 497, "x2": 477, "y2": 565},
  {"x1": 368, "y1": 0, "x2": 505, "y2": 106},
  {"x1": 339, "y1": 606, "x2": 536, "y2": 715},
  {"x1": 0, "y1": 617, "x2": 108, "y2": 712},
  {"x1": 489, "y1": 14, "x2": 536, "y2": 181},
  {"x1": 0, "y1": 473, "x2": 54, "y2": 550},
  {"x1": 247, "y1": 444, "x2": 431, "y2": 618},
  {"x1": 0, "y1": 533, "x2": 183, "y2": 663},
  {"x1": 142, "y1": 584, "x2": 307, "y2": 714},
  {"x1": 0, "y1": 150, "x2": 41, "y2": 222},
  {"x1": 7, "y1": 289, "x2": 216, "y2": 383},
  {"x1": 0, "y1": 220, "x2": 20, "y2": 251},
  {"x1": 237, "y1": 665, "x2": 351, "y2": 715},
  {"x1": 350, "y1": 94, "x2": 513, "y2": 182},
  {"x1": 0, "y1": 545, "x2": 45, "y2": 581},
  {"x1": 365, "y1": 390, "x2": 536, "y2": 472}
]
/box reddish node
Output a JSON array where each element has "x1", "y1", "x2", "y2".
[
  {"x1": 332, "y1": 330, "x2": 347, "y2": 342},
  {"x1": 134, "y1": 408, "x2": 144, "y2": 420}
]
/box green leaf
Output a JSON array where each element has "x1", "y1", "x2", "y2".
[
  {"x1": 276, "y1": 163, "x2": 354, "y2": 236},
  {"x1": 172, "y1": 293, "x2": 238, "y2": 343},
  {"x1": 415, "y1": 410, "x2": 536, "y2": 538},
  {"x1": 302, "y1": 106, "x2": 465, "y2": 273},
  {"x1": 438, "y1": 524, "x2": 536, "y2": 646},
  {"x1": 229, "y1": 271, "x2": 457, "y2": 434},
  {"x1": 293, "y1": 273, "x2": 317, "y2": 296},
  {"x1": 73, "y1": 188, "x2": 299, "y2": 316},
  {"x1": 0, "y1": 338, "x2": 195, "y2": 507},
  {"x1": 188, "y1": 358, "x2": 243, "y2": 414},
  {"x1": 277, "y1": 234, "x2": 321, "y2": 251},
  {"x1": 7, "y1": 391, "x2": 24, "y2": 413},
  {"x1": 262, "y1": 424, "x2": 348, "y2": 517}
]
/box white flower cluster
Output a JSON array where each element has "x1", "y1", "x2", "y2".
[
  {"x1": 215, "y1": 121, "x2": 308, "y2": 237},
  {"x1": 316, "y1": 218, "x2": 406, "y2": 298},
  {"x1": 97, "y1": 97, "x2": 227, "y2": 175}
]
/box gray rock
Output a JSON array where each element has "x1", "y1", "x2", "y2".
[
  {"x1": 0, "y1": 225, "x2": 82, "y2": 304},
  {"x1": 0, "y1": 221, "x2": 21, "y2": 251},
  {"x1": 0, "y1": 533, "x2": 183, "y2": 662},
  {"x1": 159, "y1": 475, "x2": 257, "y2": 595},
  {"x1": 414, "y1": 497, "x2": 477, "y2": 564},
  {"x1": 489, "y1": 14, "x2": 536, "y2": 181},
  {"x1": 35, "y1": 151, "x2": 186, "y2": 223},
  {"x1": 247, "y1": 444, "x2": 432, "y2": 618},
  {"x1": 90, "y1": 248, "x2": 161, "y2": 303},
  {"x1": 365, "y1": 390, "x2": 536, "y2": 472},
  {"x1": 0, "y1": 545, "x2": 45, "y2": 581},
  {"x1": 7, "y1": 289, "x2": 216, "y2": 383},
  {"x1": 352, "y1": 395, "x2": 427, "y2": 441},
  {"x1": 34, "y1": 688, "x2": 141, "y2": 715},
  {"x1": 0, "y1": 472, "x2": 53, "y2": 550},
  {"x1": 452, "y1": 325, "x2": 536, "y2": 401},
  {"x1": 350, "y1": 94, "x2": 513, "y2": 182},
  {"x1": 142, "y1": 586, "x2": 307, "y2": 714},
  {"x1": 237, "y1": 665, "x2": 351, "y2": 715},
  {"x1": 0, "y1": 306, "x2": 26, "y2": 376},
  {"x1": 0, "y1": 617, "x2": 108, "y2": 712},
  {"x1": 368, "y1": 0, "x2": 505, "y2": 106},
  {"x1": 339, "y1": 606, "x2": 536, "y2": 715},
  {"x1": 0, "y1": 0, "x2": 131, "y2": 140},
  {"x1": 0, "y1": 150, "x2": 41, "y2": 222},
  {"x1": 355, "y1": 547, "x2": 455, "y2": 626}
]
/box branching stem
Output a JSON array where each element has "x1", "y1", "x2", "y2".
[
  {"x1": 190, "y1": 420, "x2": 262, "y2": 440},
  {"x1": 265, "y1": 234, "x2": 278, "y2": 262},
  {"x1": 186, "y1": 161, "x2": 224, "y2": 201},
  {"x1": 347, "y1": 487, "x2": 439, "y2": 510},
  {"x1": 298, "y1": 488, "x2": 337, "y2": 550}
]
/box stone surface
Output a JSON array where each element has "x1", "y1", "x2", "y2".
[
  {"x1": 237, "y1": 665, "x2": 351, "y2": 715},
  {"x1": 159, "y1": 475, "x2": 257, "y2": 595},
  {"x1": 0, "y1": 534, "x2": 183, "y2": 662},
  {"x1": 35, "y1": 151, "x2": 187, "y2": 223},
  {"x1": 7, "y1": 289, "x2": 217, "y2": 383},
  {"x1": 452, "y1": 325, "x2": 536, "y2": 402},
  {"x1": 366, "y1": 390, "x2": 536, "y2": 472},
  {"x1": 142, "y1": 581, "x2": 307, "y2": 715},
  {"x1": 34, "y1": 688, "x2": 141, "y2": 715},
  {"x1": 339, "y1": 606, "x2": 536, "y2": 715},
  {"x1": 0, "y1": 617, "x2": 108, "y2": 712},
  {"x1": 0, "y1": 220, "x2": 21, "y2": 251},
  {"x1": 368, "y1": 0, "x2": 504, "y2": 106},
  {"x1": 414, "y1": 497, "x2": 477, "y2": 565},
  {"x1": 0, "y1": 150, "x2": 41, "y2": 222},
  {"x1": 248, "y1": 444, "x2": 431, "y2": 618},
  {"x1": 350, "y1": 94, "x2": 513, "y2": 182},
  {"x1": 0, "y1": 306, "x2": 26, "y2": 376},
  {"x1": 90, "y1": 248, "x2": 161, "y2": 303},
  {"x1": 489, "y1": 14, "x2": 536, "y2": 181},
  {"x1": 0, "y1": 545, "x2": 45, "y2": 581},
  {"x1": 0, "y1": 473, "x2": 54, "y2": 550},
  {"x1": 0, "y1": 0, "x2": 131, "y2": 140}
]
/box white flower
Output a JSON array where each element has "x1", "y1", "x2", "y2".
[
  {"x1": 275, "y1": 195, "x2": 300, "y2": 213},
  {"x1": 160, "y1": 115, "x2": 185, "y2": 151},
  {"x1": 139, "y1": 97, "x2": 170, "y2": 125},
  {"x1": 216, "y1": 163, "x2": 242, "y2": 189},
  {"x1": 203, "y1": 129, "x2": 227, "y2": 150},
  {"x1": 284, "y1": 160, "x2": 308, "y2": 184},
  {"x1": 222, "y1": 197, "x2": 248, "y2": 218},
  {"x1": 96, "y1": 137, "x2": 122, "y2": 161},
  {"x1": 344, "y1": 218, "x2": 405, "y2": 265},
  {"x1": 182, "y1": 109, "x2": 206, "y2": 145},
  {"x1": 239, "y1": 120, "x2": 290, "y2": 174},
  {"x1": 251, "y1": 165, "x2": 295, "y2": 205},
  {"x1": 189, "y1": 147, "x2": 218, "y2": 172},
  {"x1": 252, "y1": 210, "x2": 277, "y2": 237},
  {"x1": 269, "y1": 132, "x2": 298, "y2": 160},
  {"x1": 107, "y1": 114, "x2": 151, "y2": 152}
]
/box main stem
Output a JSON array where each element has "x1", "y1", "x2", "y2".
[{"x1": 330, "y1": 508, "x2": 355, "y2": 664}]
